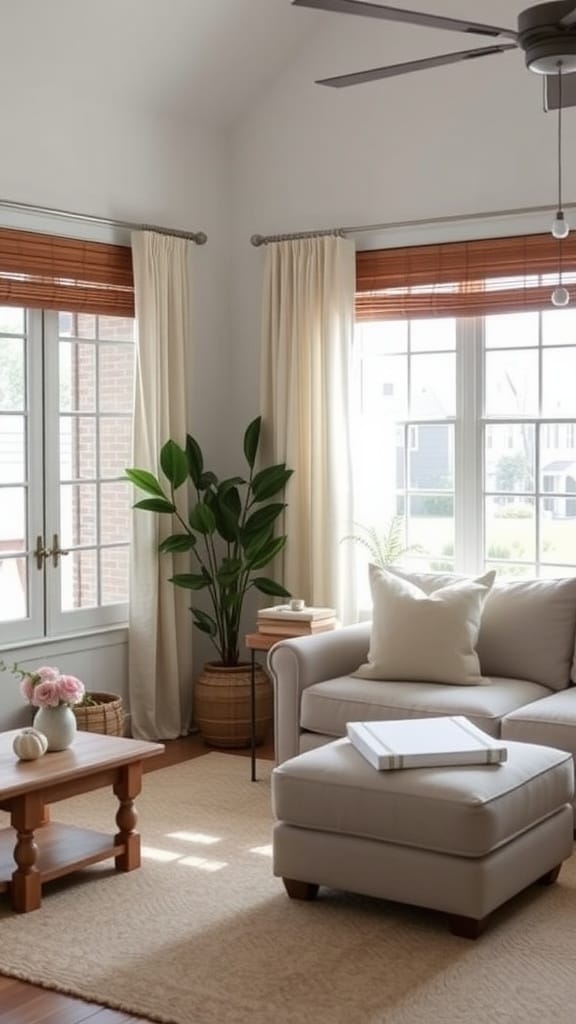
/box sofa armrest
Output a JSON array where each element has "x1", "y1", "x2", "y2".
[{"x1": 267, "y1": 622, "x2": 371, "y2": 765}]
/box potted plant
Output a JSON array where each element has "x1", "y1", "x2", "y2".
[{"x1": 125, "y1": 415, "x2": 292, "y2": 747}]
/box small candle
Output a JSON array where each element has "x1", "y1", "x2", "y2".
[{"x1": 290, "y1": 598, "x2": 306, "y2": 611}]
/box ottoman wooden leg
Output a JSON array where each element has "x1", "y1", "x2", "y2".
[
  {"x1": 537, "y1": 863, "x2": 561, "y2": 885},
  {"x1": 448, "y1": 914, "x2": 486, "y2": 940},
  {"x1": 283, "y1": 878, "x2": 319, "y2": 901}
]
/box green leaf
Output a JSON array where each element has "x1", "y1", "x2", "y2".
[
  {"x1": 189, "y1": 502, "x2": 216, "y2": 534},
  {"x1": 185, "y1": 435, "x2": 203, "y2": 487},
  {"x1": 158, "y1": 534, "x2": 197, "y2": 553},
  {"x1": 243, "y1": 503, "x2": 285, "y2": 536},
  {"x1": 216, "y1": 558, "x2": 242, "y2": 586},
  {"x1": 246, "y1": 535, "x2": 286, "y2": 570},
  {"x1": 134, "y1": 498, "x2": 176, "y2": 514},
  {"x1": 211, "y1": 487, "x2": 241, "y2": 542},
  {"x1": 251, "y1": 577, "x2": 291, "y2": 597},
  {"x1": 251, "y1": 465, "x2": 293, "y2": 502},
  {"x1": 169, "y1": 572, "x2": 212, "y2": 590},
  {"x1": 191, "y1": 609, "x2": 217, "y2": 636},
  {"x1": 125, "y1": 468, "x2": 165, "y2": 497},
  {"x1": 243, "y1": 417, "x2": 261, "y2": 469},
  {"x1": 199, "y1": 471, "x2": 218, "y2": 490},
  {"x1": 160, "y1": 441, "x2": 188, "y2": 488}
]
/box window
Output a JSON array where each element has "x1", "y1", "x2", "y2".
[
  {"x1": 0, "y1": 229, "x2": 135, "y2": 646},
  {"x1": 353, "y1": 234, "x2": 576, "y2": 585}
]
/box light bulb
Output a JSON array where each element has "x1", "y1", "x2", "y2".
[
  {"x1": 551, "y1": 285, "x2": 570, "y2": 306},
  {"x1": 552, "y1": 211, "x2": 570, "y2": 239}
]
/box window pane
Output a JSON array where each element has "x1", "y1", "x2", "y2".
[
  {"x1": 541, "y1": 499, "x2": 576, "y2": 564},
  {"x1": 97, "y1": 316, "x2": 136, "y2": 342},
  {"x1": 60, "y1": 416, "x2": 96, "y2": 479},
  {"x1": 410, "y1": 353, "x2": 455, "y2": 417},
  {"x1": 0, "y1": 415, "x2": 25, "y2": 483},
  {"x1": 484, "y1": 424, "x2": 535, "y2": 492},
  {"x1": 358, "y1": 320, "x2": 407, "y2": 354},
  {"x1": 59, "y1": 312, "x2": 96, "y2": 339},
  {"x1": 0, "y1": 338, "x2": 25, "y2": 411},
  {"x1": 485, "y1": 349, "x2": 538, "y2": 416},
  {"x1": 101, "y1": 546, "x2": 129, "y2": 604},
  {"x1": 98, "y1": 345, "x2": 135, "y2": 412},
  {"x1": 0, "y1": 488, "x2": 26, "y2": 554},
  {"x1": 60, "y1": 483, "x2": 97, "y2": 546},
  {"x1": 542, "y1": 348, "x2": 576, "y2": 416},
  {"x1": 99, "y1": 417, "x2": 132, "y2": 477},
  {"x1": 485, "y1": 496, "x2": 535, "y2": 563},
  {"x1": 540, "y1": 422, "x2": 576, "y2": 495},
  {"x1": 0, "y1": 556, "x2": 27, "y2": 620},
  {"x1": 485, "y1": 312, "x2": 538, "y2": 348},
  {"x1": 61, "y1": 548, "x2": 98, "y2": 610},
  {"x1": 408, "y1": 424, "x2": 454, "y2": 490},
  {"x1": 59, "y1": 342, "x2": 96, "y2": 412},
  {"x1": 407, "y1": 494, "x2": 454, "y2": 559},
  {"x1": 0, "y1": 307, "x2": 25, "y2": 334},
  {"x1": 100, "y1": 481, "x2": 131, "y2": 543},
  {"x1": 484, "y1": 561, "x2": 534, "y2": 578},
  {"x1": 542, "y1": 308, "x2": 576, "y2": 345},
  {"x1": 411, "y1": 318, "x2": 456, "y2": 352}
]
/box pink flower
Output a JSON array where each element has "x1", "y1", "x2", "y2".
[
  {"x1": 58, "y1": 675, "x2": 85, "y2": 706},
  {"x1": 35, "y1": 666, "x2": 60, "y2": 682},
  {"x1": 31, "y1": 680, "x2": 62, "y2": 708}
]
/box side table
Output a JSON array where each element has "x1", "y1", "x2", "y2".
[{"x1": 245, "y1": 632, "x2": 300, "y2": 783}]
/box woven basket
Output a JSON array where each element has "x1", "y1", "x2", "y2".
[{"x1": 73, "y1": 691, "x2": 124, "y2": 736}]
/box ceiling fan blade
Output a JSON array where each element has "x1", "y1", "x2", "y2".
[
  {"x1": 316, "y1": 44, "x2": 517, "y2": 87},
  {"x1": 560, "y1": 7, "x2": 576, "y2": 27},
  {"x1": 292, "y1": 0, "x2": 517, "y2": 41}
]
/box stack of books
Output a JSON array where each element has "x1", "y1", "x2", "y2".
[{"x1": 256, "y1": 605, "x2": 337, "y2": 637}]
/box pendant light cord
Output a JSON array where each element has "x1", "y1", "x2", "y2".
[{"x1": 557, "y1": 62, "x2": 564, "y2": 285}]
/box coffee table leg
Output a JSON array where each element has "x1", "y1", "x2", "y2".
[
  {"x1": 113, "y1": 761, "x2": 143, "y2": 871},
  {"x1": 10, "y1": 793, "x2": 43, "y2": 913}
]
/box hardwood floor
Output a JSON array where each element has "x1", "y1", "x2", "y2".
[{"x1": 0, "y1": 731, "x2": 275, "y2": 1024}]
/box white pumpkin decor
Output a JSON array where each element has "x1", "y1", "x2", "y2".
[{"x1": 13, "y1": 727, "x2": 49, "y2": 761}]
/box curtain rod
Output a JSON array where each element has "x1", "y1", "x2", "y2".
[
  {"x1": 250, "y1": 199, "x2": 576, "y2": 246},
  {"x1": 0, "y1": 197, "x2": 207, "y2": 245}
]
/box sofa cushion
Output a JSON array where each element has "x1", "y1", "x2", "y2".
[
  {"x1": 476, "y1": 577, "x2": 576, "y2": 691},
  {"x1": 502, "y1": 689, "x2": 576, "y2": 758},
  {"x1": 300, "y1": 675, "x2": 552, "y2": 740},
  {"x1": 353, "y1": 565, "x2": 494, "y2": 685},
  {"x1": 386, "y1": 568, "x2": 576, "y2": 691}
]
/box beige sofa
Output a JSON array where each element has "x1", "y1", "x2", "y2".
[{"x1": 268, "y1": 573, "x2": 576, "y2": 781}]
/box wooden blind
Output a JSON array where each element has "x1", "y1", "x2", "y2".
[
  {"x1": 356, "y1": 232, "x2": 576, "y2": 321},
  {"x1": 0, "y1": 228, "x2": 134, "y2": 317}
]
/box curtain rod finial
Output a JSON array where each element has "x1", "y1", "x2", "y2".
[
  {"x1": 251, "y1": 234, "x2": 265, "y2": 247},
  {"x1": 195, "y1": 231, "x2": 208, "y2": 245}
]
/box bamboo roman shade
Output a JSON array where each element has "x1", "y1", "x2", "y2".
[
  {"x1": 356, "y1": 232, "x2": 576, "y2": 321},
  {"x1": 0, "y1": 228, "x2": 134, "y2": 316}
]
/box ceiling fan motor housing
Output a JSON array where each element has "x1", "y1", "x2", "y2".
[{"x1": 519, "y1": 1, "x2": 576, "y2": 73}]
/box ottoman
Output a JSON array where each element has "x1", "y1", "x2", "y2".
[{"x1": 271, "y1": 737, "x2": 575, "y2": 938}]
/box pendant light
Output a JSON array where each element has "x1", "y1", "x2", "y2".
[{"x1": 551, "y1": 61, "x2": 570, "y2": 307}]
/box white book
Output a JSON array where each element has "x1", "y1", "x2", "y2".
[
  {"x1": 347, "y1": 716, "x2": 508, "y2": 771},
  {"x1": 257, "y1": 605, "x2": 336, "y2": 622}
]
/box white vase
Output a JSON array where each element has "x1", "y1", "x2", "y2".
[{"x1": 33, "y1": 704, "x2": 78, "y2": 751}]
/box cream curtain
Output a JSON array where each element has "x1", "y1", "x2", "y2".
[
  {"x1": 260, "y1": 236, "x2": 357, "y2": 623},
  {"x1": 128, "y1": 231, "x2": 194, "y2": 740}
]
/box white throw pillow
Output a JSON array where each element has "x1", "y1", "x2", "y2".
[{"x1": 354, "y1": 565, "x2": 495, "y2": 686}]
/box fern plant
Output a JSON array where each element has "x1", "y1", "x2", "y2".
[{"x1": 342, "y1": 516, "x2": 421, "y2": 569}]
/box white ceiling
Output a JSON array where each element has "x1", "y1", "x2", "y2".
[{"x1": 2, "y1": 1, "x2": 549, "y2": 128}]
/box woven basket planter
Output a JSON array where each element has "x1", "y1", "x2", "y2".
[
  {"x1": 73, "y1": 691, "x2": 125, "y2": 736},
  {"x1": 194, "y1": 662, "x2": 272, "y2": 749}
]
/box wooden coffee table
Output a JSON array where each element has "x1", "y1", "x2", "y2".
[{"x1": 0, "y1": 729, "x2": 164, "y2": 913}]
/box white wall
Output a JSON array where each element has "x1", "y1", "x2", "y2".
[{"x1": 0, "y1": 88, "x2": 232, "y2": 726}]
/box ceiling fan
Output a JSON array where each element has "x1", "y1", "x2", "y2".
[{"x1": 291, "y1": 0, "x2": 576, "y2": 88}]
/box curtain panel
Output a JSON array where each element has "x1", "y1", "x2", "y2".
[
  {"x1": 260, "y1": 235, "x2": 357, "y2": 623},
  {"x1": 128, "y1": 231, "x2": 194, "y2": 740}
]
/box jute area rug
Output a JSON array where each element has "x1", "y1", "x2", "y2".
[{"x1": 1, "y1": 754, "x2": 576, "y2": 1024}]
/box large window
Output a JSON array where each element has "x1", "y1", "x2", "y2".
[
  {"x1": 0, "y1": 307, "x2": 135, "y2": 644},
  {"x1": 353, "y1": 233, "x2": 576, "y2": 593}
]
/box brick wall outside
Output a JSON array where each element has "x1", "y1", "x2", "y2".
[{"x1": 66, "y1": 314, "x2": 135, "y2": 608}]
